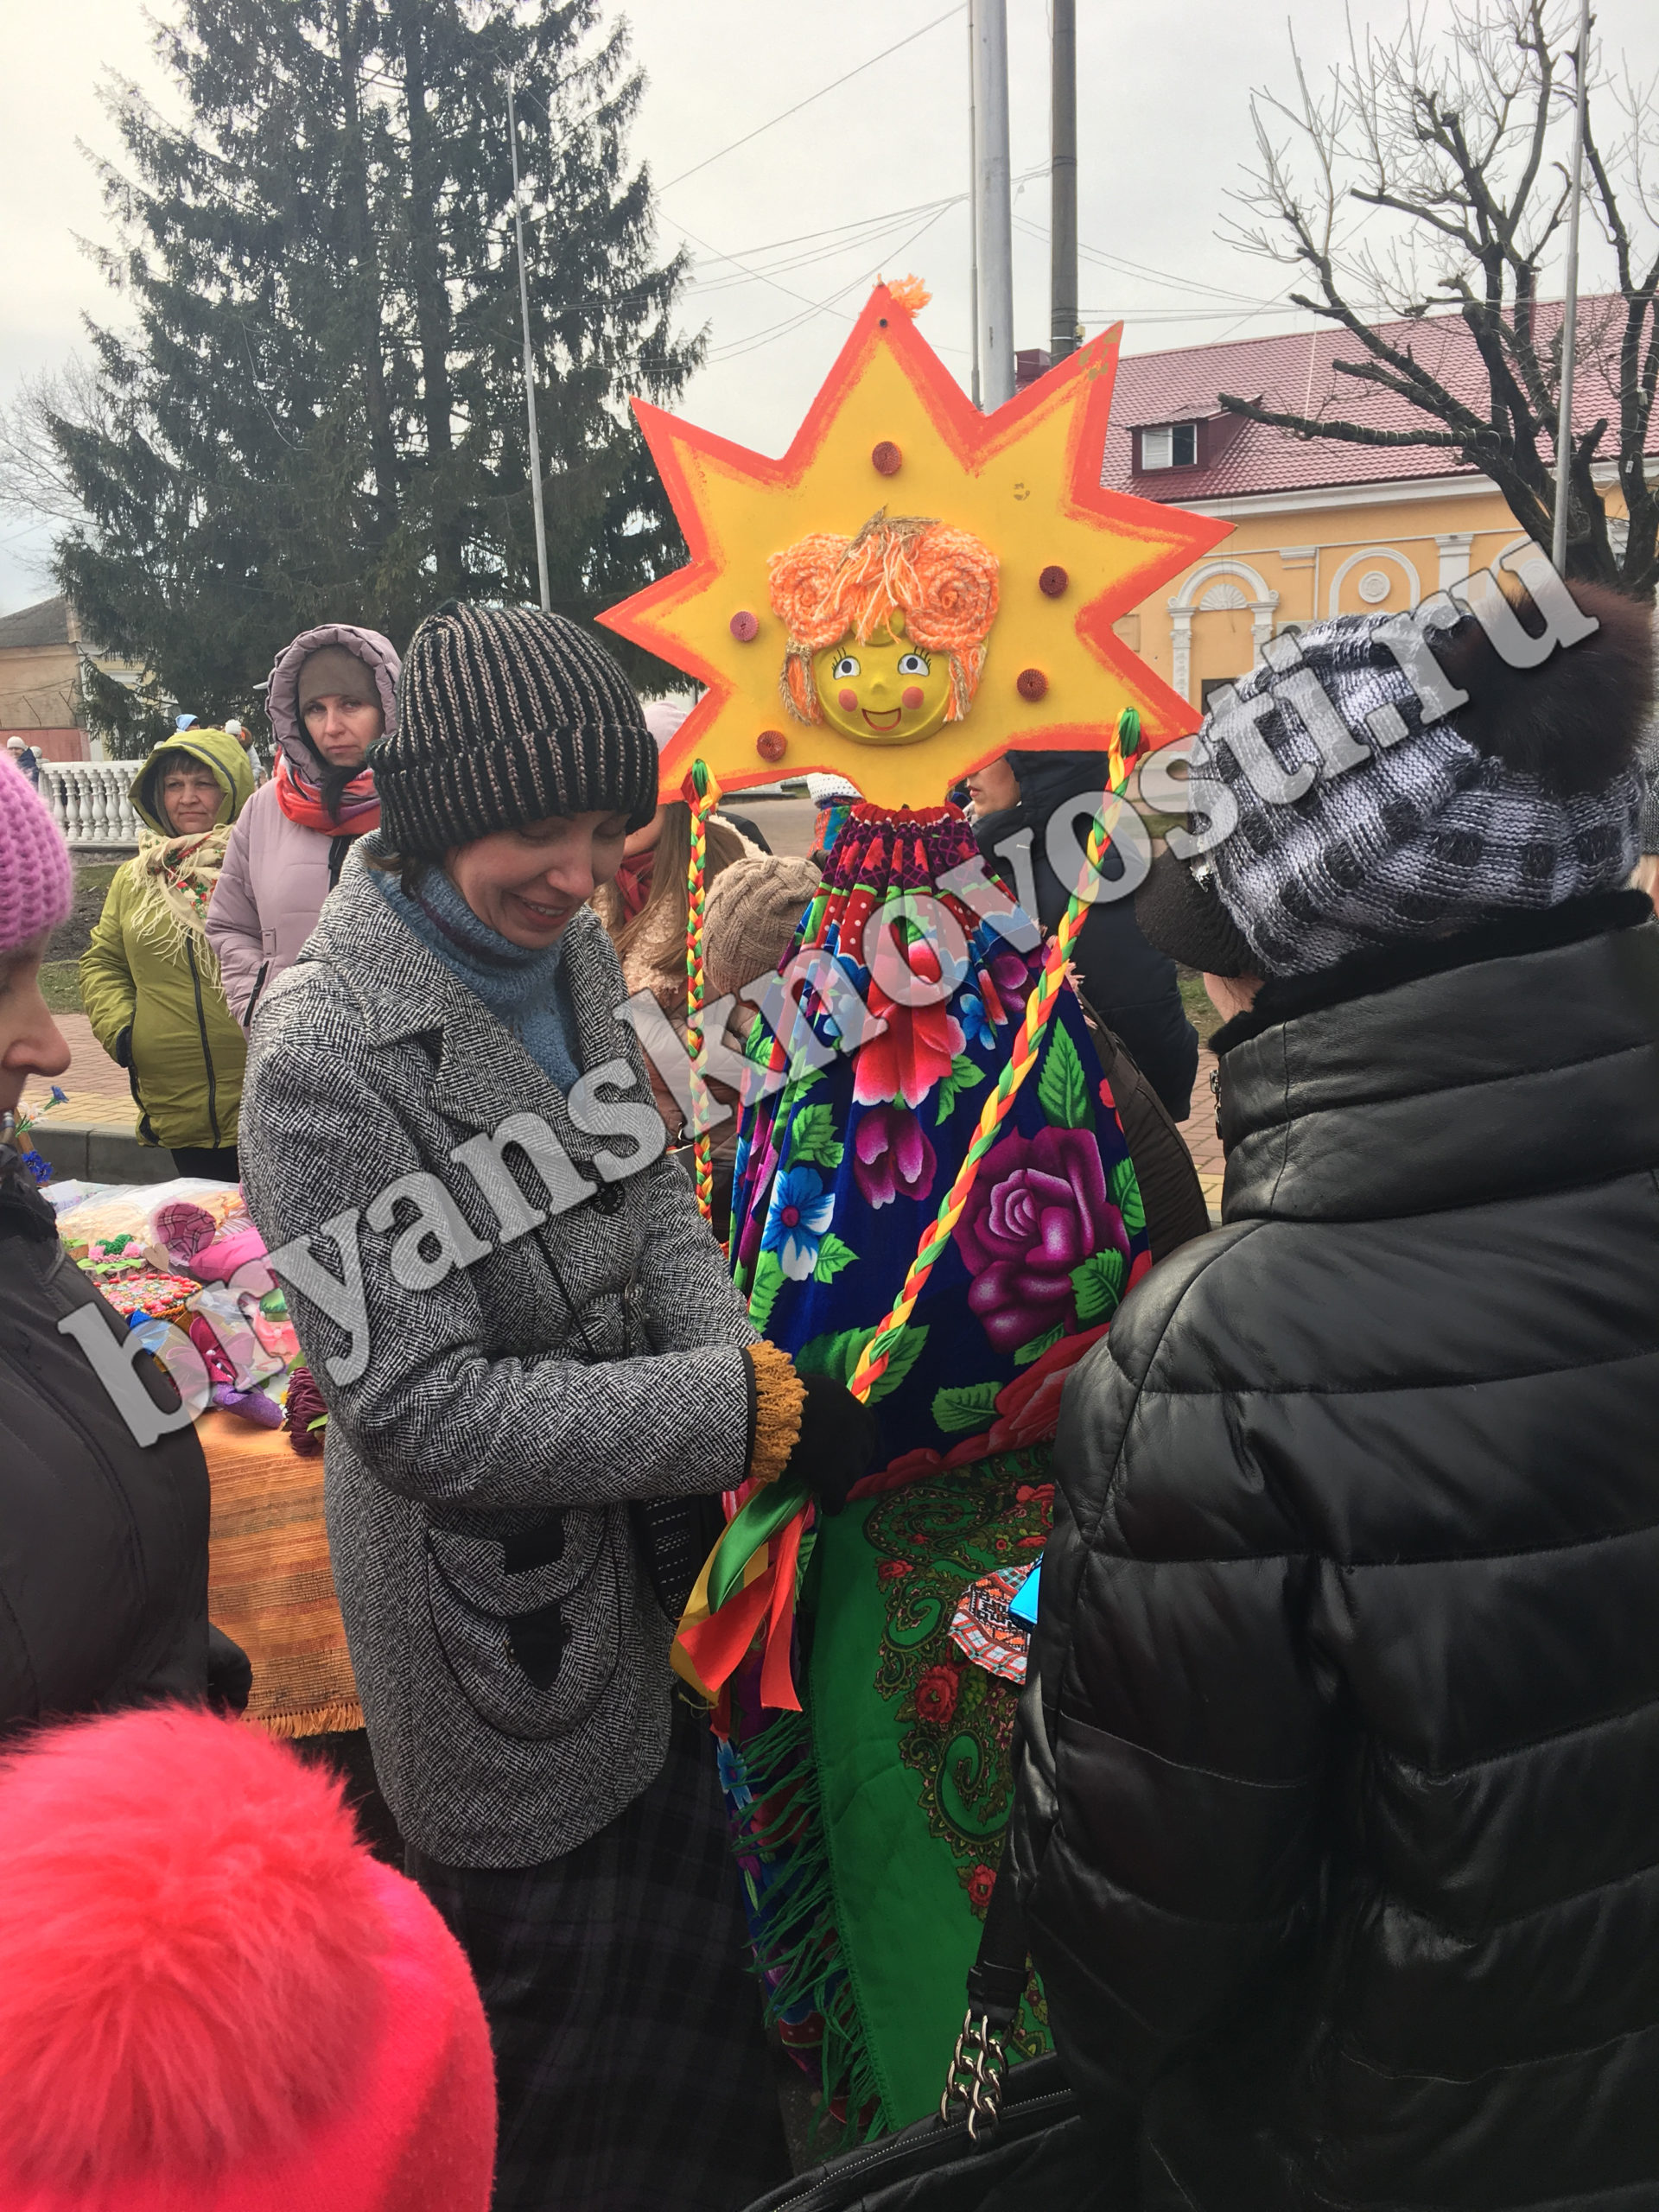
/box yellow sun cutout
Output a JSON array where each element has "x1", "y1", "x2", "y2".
[{"x1": 599, "y1": 286, "x2": 1230, "y2": 811}]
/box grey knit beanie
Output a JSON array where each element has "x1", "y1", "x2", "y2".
[
  {"x1": 376, "y1": 604, "x2": 658, "y2": 857},
  {"x1": 1184, "y1": 592, "x2": 1648, "y2": 977},
  {"x1": 1637, "y1": 724, "x2": 1659, "y2": 855}
]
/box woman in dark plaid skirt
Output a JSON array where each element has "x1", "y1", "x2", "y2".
[{"x1": 238, "y1": 605, "x2": 875, "y2": 2209}]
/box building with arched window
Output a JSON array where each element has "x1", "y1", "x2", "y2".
[{"x1": 1096, "y1": 302, "x2": 1645, "y2": 721}]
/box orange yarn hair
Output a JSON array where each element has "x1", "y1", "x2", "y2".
[{"x1": 767, "y1": 510, "x2": 1000, "y2": 725}]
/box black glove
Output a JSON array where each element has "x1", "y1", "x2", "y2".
[
  {"x1": 113, "y1": 1025, "x2": 133, "y2": 1069},
  {"x1": 784, "y1": 1373, "x2": 879, "y2": 1516}
]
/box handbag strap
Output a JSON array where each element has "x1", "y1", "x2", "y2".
[
  {"x1": 939, "y1": 1832, "x2": 1029, "y2": 2143},
  {"x1": 965, "y1": 1830, "x2": 1029, "y2": 2026}
]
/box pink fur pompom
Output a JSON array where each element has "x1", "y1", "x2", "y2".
[{"x1": 0, "y1": 1707, "x2": 388, "y2": 2199}]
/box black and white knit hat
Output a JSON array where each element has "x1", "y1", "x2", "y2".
[
  {"x1": 375, "y1": 603, "x2": 659, "y2": 857},
  {"x1": 1137, "y1": 579, "x2": 1651, "y2": 980}
]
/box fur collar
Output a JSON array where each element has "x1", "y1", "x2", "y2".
[{"x1": 1211, "y1": 890, "x2": 1654, "y2": 1054}]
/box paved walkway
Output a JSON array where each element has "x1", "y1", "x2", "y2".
[
  {"x1": 1183, "y1": 1044, "x2": 1224, "y2": 1218},
  {"x1": 23, "y1": 1014, "x2": 137, "y2": 1133}
]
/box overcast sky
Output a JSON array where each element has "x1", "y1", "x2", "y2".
[{"x1": 3, "y1": 0, "x2": 1656, "y2": 613}]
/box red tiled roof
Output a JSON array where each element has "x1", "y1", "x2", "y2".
[{"x1": 1102, "y1": 298, "x2": 1640, "y2": 502}]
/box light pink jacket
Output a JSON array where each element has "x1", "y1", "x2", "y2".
[
  {"x1": 207, "y1": 623, "x2": 401, "y2": 1024},
  {"x1": 207, "y1": 786, "x2": 352, "y2": 1022}
]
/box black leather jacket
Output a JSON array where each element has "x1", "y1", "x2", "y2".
[
  {"x1": 0, "y1": 1146, "x2": 243, "y2": 1732},
  {"x1": 1012, "y1": 892, "x2": 1659, "y2": 2210}
]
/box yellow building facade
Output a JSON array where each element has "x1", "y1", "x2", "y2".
[
  {"x1": 1095, "y1": 309, "x2": 1641, "y2": 726},
  {"x1": 1122, "y1": 476, "x2": 1624, "y2": 720}
]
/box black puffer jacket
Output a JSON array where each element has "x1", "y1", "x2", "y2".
[
  {"x1": 974, "y1": 749, "x2": 1199, "y2": 1121},
  {"x1": 0, "y1": 1147, "x2": 245, "y2": 1732},
  {"x1": 1011, "y1": 893, "x2": 1659, "y2": 2210}
]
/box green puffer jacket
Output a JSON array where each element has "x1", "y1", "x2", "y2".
[{"x1": 80, "y1": 729, "x2": 254, "y2": 1151}]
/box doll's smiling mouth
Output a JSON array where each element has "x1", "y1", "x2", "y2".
[{"x1": 861, "y1": 706, "x2": 904, "y2": 732}]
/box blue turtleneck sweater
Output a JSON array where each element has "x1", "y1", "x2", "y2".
[{"x1": 368, "y1": 847, "x2": 584, "y2": 1094}]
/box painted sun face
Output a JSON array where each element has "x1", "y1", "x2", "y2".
[{"x1": 811, "y1": 621, "x2": 953, "y2": 747}]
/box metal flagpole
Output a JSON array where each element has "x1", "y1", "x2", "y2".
[
  {"x1": 975, "y1": 0, "x2": 1014, "y2": 408},
  {"x1": 1050, "y1": 0, "x2": 1077, "y2": 363},
  {"x1": 968, "y1": 0, "x2": 982, "y2": 408},
  {"x1": 1551, "y1": 0, "x2": 1592, "y2": 577},
  {"x1": 507, "y1": 71, "x2": 552, "y2": 613}
]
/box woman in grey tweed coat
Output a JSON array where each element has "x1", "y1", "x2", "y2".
[{"x1": 238, "y1": 607, "x2": 873, "y2": 2211}]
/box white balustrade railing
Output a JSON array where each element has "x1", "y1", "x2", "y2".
[{"x1": 40, "y1": 760, "x2": 145, "y2": 849}]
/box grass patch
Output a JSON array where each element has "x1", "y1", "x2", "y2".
[
  {"x1": 49, "y1": 861, "x2": 124, "y2": 967},
  {"x1": 41, "y1": 961, "x2": 85, "y2": 1015}
]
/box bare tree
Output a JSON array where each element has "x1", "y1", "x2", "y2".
[
  {"x1": 0, "y1": 354, "x2": 115, "y2": 530},
  {"x1": 1223, "y1": 0, "x2": 1658, "y2": 600}
]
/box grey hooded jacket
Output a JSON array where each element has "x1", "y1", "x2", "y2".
[{"x1": 238, "y1": 848, "x2": 755, "y2": 1867}]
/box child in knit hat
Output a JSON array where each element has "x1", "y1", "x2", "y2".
[{"x1": 0, "y1": 1704, "x2": 495, "y2": 2210}]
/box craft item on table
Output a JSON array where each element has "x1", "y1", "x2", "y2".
[
  {"x1": 187, "y1": 1283, "x2": 284, "y2": 1386},
  {"x1": 124, "y1": 1311, "x2": 213, "y2": 1419},
  {"x1": 42, "y1": 1179, "x2": 109, "y2": 1215},
  {"x1": 949, "y1": 1560, "x2": 1036, "y2": 1686},
  {"x1": 187, "y1": 1313, "x2": 284, "y2": 1427},
  {"x1": 245, "y1": 1286, "x2": 300, "y2": 1365},
  {"x1": 62, "y1": 1180, "x2": 238, "y2": 1268},
  {"x1": 99, "y1": 1271, "x2": 202, "y2": 1323},
  {"x1": 283, "y1": 1363, "x2": 330, "y2": 1458},
  {"x1": 193, "y1": 1223, "x2": 273, "y2": 1290},
  {"x1": 145, "y1": 1189, "x2": 260, "y2": 1285},
  {"x1": 597, "y1": 274, "x2": 1227, "y2": 2143}
]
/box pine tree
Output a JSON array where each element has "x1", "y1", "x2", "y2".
[{"x1": 51, "y1": 0, "x2": 701, "y2": 728}]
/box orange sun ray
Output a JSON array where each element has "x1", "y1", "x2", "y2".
[{"x1": 599, "y1": 286, "x2": 1231, "y2": 810}]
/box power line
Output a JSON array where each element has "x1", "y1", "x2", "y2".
[
  {"x1": 653, "y1": 3, "x2": 967, "y2": 196},
  {"x1": 709, "y1": 201, "x2": 960, "y2": 365}
]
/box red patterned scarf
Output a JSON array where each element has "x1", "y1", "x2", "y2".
[{"x1": 273, "y1": 752, "x2": 379, "y2": 835}]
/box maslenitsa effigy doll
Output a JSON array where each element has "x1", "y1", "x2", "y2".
[{"x1": 598, "y1": 281, "x2": 1228, "y2": 2137}]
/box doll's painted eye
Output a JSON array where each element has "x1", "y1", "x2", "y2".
[
  {"x1": 832, "y1": 655, "x2": 861, "y2": 679},
  {"x1": 896, "y1": 652, "x2": 929, "y2": 676}
]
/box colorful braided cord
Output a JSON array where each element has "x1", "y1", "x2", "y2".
[
  {"x1": 684, "y1": 757, "x2": 721, "y2": 1232},
  {"x1": 847, "y1": 710, "x2": 1142, "y2": 1402}
]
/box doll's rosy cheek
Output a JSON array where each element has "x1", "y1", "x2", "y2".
[
  {"x1": 838, "y1": 687, "x2": 858, "y2": 710},
  {"x1": 902, "y1": 686, "x2": 924, "y2": 709}
]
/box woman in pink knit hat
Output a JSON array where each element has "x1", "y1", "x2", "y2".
[{"x1": 0, "y1": 753, "x2": 248, "y2": 1733}]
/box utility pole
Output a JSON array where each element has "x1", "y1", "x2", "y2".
[
  {"x1": 1551, "y1": 0, "x2": 1592, "y2": 576},
  {"x1": 507, "y1": 71, "x2": 551, "y2": 614},
  {"x1": 967, "y1": 0, "x2": 981, "y2": 408},
  {"x1": 1557, "y1": 0, "x2": 1592, "y2": 579},
  {"x1": 1050, "y1": 0, "x2": 1077, "y2": 363},
  {"x1": 973, "y1": 0, "x2": 1014, "y2": 409}
]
